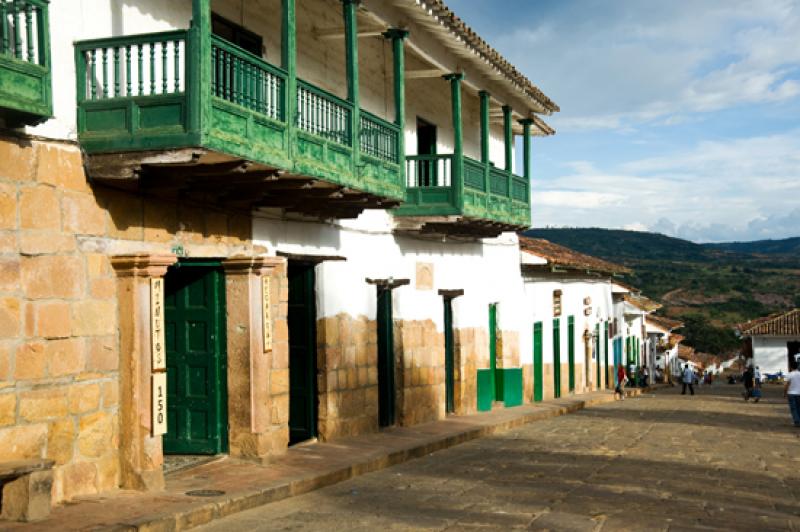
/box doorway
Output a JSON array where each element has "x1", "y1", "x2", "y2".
[
  {"x1": 163, "y1": 261, "x2": 227, "y2": 455},
  {"x1": 595, "y1": 324, "x2": 601, "y2": 390},
  {"x1": 416, "y1": 117, "x2": 437, "y2": 186},
  {"x1": 489, "y1": 304, "x2": 500, "y2": 401},
  {"x1": 377, "y1": 287, "x2": 396, "y2": 427},
  {"x1": 553, "y1": 318, "x2": 561, "y2": 399},
  {"x1": 533, "y1": 322, "x2": 543, "y2": 402},
  {"x1": 788, "y1": 341, "x2": 800, "y2": 369},
  {"x1": 288, "y1": 261, "x2": 318, "y2": 445}
]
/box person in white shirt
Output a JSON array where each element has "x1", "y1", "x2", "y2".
[
  {"x1": 783, "y1": 361, "x2": 800, "y2": 427},
  {"x1": 681, "y1": 364, "x2": 695, "y2": 396}
]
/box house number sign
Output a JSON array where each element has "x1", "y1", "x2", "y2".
[
  {"x1": 150, "y1": 278, "x2": 166, "y2": 371},
  {"x1": 262, "y1": 276, "x2": 272, "y2": 352},
  {"x1": 150, "y1": 278, "x2": 167, "y2": 436},
  {"x1": 151, "y1": 372, "x2": 167, "y2": 436}
]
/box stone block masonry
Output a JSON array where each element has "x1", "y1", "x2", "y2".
[{"x1": 0, "y1": 133, "x2": 263, "y2": 505}]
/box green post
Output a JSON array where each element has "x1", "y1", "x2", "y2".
[
  {"x1": 343, "y1": 0, "x2": 359, "y2": 156},
  {"x1": 518, "y1": 118, "x2": 533, "y2": 180},
  {"x1": 282, "y1": 0, "x2": 296, "y2": 154},
  {"x1": 502, "y1": 105, "x2": 513, "y2": 197},
  {"x1": 479, "y1": 91, "x2": 490, "y2": 164},
  {"x1": 384, "y1": 29, "x2": 408, "y2": 168},
  {"x1": 444, "y1": 73, "x2": 464, "y2": 209},
  {"x1": 189, "y1": 0, "x2": 211, "y2": 137}
]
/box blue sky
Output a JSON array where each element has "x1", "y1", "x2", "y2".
[{"x1": 447, "y1": 0, "x2": 800, "y2": 242}]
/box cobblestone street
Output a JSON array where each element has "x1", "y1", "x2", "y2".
[{"x1": 197, "y1": 384, "x2": 800, "y2": 531}]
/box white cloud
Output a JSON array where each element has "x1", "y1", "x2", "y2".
[
  {"x1": 491, "y1": 0, "x2": 800, "y2": 131},
  {"x1": 533, "y1": 130, "x2": 800, "y2": 241}
]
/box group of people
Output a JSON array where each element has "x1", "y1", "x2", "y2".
[{"x1": 612, "y1": 364, "x2": 664, "y2": 399}]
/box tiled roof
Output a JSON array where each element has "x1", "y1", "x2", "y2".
[
  {"x1": 518, "y1": 237, "x2": 630, "y2": 275},
  {"x1": 738, "y1": 309, "x2": 800, "y2": 336},
  {"x1": 623, "y1": 293, "x2": 662, "y2": 312},
  {"x1": 646, "y1": 315, "x2": 684, "y2": 331},
  {"x1": 412, "y1": 1, "x2": 560, "y2": 114},
  {"x1": 669, "y1": 333, "x2": 685, "y2": 345}
]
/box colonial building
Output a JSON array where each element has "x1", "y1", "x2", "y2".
[
  {"x1": 0, "y1": 0, "x2": 559, "y2": 517},
  {"x1": 518, "y1": 237, "x2": 630, "y2": 400},
  {"x1": 738, "y1": 309, "x2": 800, "y2": 375}
]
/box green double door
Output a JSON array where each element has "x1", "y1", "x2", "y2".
[
  {"x1": 288, "y1": 262, "x2": 318, "y2": 445},
  {"x1": 163, "y1": 263, "x2": 227, "y2": 455}
]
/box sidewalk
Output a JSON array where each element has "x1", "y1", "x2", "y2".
[{"x1": 4, "y1": 387, "x2": 650, "y2": 531}]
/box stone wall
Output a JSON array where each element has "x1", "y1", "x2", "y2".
[
  {"x1": 316, "y1": 313, "x2": 379, "y2": 440},
  {"x1": 453, "y1": 327, "x2": 489, "y2": 415},
  {"x1": 395, "y1": 319, "x2": 445, "y2": 427},
  {"x1": 0, "y1": 134, "x2": 260, "y2": 503}
]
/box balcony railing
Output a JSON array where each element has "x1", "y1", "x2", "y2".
[
  {"x1": 399, "y1": 153, "x2": 531, "y2": 228},
  {"x1": 0, "y1": 0, "x2": 51, "y2": 124},
  {"x1": 75, "y1": 29, "x2": 403, "y2": 202}
]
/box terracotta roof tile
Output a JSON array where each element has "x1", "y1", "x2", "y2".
[
  {"x1": 738, "y1": 308, "x2": 800, "y2": 336},
  {"x1": 623, "y1": 293, "x2": 662, "y2": 312},
  {"x1": 518, "y1": 236, "x2": 630, "y2": 275},
  {"x1": 646, "y1": 315, "x2": 684, "y2": 330}
]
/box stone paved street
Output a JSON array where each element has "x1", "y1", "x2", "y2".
[{"x1": 196, "y1": 384, "x2": 800, "y2": 531}]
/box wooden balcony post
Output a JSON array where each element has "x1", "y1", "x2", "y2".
[
  {"x1": 343, "y1": 0, "x2": 359, "y2": 155},
  {"x1": 384, "y1": 29, "x2": 408, "y2": 168},
  {"x1": 189, "y1": 0, "x2": 211, "y2": 135},
  {"x1": 519, "y1": 118, "x2": 533, "y2": 181},
  {"x1": 479, "y1": 91, "x2": 490, "y2": 164},
  {"x1": 282, "y1": 0, "x2": 297, "y2": 153},
  {"x1": 502, "y1": 105, "x2": 513, "y2": 172},
  {"x1": 444, "y1": 73, "x2": 464, "y2": 208}
]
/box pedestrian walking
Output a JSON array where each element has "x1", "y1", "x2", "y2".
[
  {"x1": 784, "y1": 361, "x2": 800, "y2": 427},
  {"x1": 642, "y1": 365, "x2": 650, "y2": 387},
  {"x1": 681, "y1": 364, "x2": 694, "y2": 395},
  {"x1": 615, "y1": 365, "x2": 628, "y2": 400},
  {"x1": 742, "y1": 366, "x2": 754, "y2": 401}
]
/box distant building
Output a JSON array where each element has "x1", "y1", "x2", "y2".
[
  {"x1": 738, "y1": 309, "x2": 800, "y2": 375},
  {"x1": 518, "y1": 237, "x2": 630, "y2": 398}
]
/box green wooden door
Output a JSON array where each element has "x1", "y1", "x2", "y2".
[
  {"x1": 377, "y1": 287, "x2": 396, "y2": 427},
  {"x1": 553, "y1": 318, "x2": 561, "y2": 399},
  {"x1": 288, "y1": 262, "x2": 317, "y2": 445},
  {"x1": 163, "y1": 263, "x2": 227, "y2": 455},
  {"x1": 568, "y1": 316, "x2": 575, "y2": 393},
  {"x1": 533, "y1": 322, "x2": 543, "y2": 402},
  {"x1": 489, "y1": 304, "x2": 499, "y2": 401},
  {"x1": 444, "y1": 298, "x2": 455, "y2": 414},
  {"x1": 604, "y1": 322, "x2": 609, "y2": 388}
]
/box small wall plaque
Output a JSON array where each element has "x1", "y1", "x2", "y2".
[
  {"x1": 151, "y1": 372, "x2": 167, "y2": 436},
  {"x1": 150, "y1": 278, "x2": 166, "y2": 371},
  {"x1": 262, "y1": 276, "x2": 272, "y2": 352}
]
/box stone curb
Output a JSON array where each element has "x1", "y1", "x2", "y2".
[{"x1": 128, "y1": 389, "x2": 647, "y2": 532}]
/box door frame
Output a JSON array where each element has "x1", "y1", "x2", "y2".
[
  {"x1": 489, "y1": 303, "x2": 499, "y2": 401},
  {"x1": 163, "y1": 259, "x2": 229, "y2": 455},
  {"x1": 567, "y1": 316, "x2": 575, "y2": 393}
]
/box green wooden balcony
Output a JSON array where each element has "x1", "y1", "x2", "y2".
[
  {"x1": 74, "y1": 29, "x2": 403, "y2": 215},
  {"x1": 0, "y1": 0, "x2": 51, "y2": 126},
  {"x1": 395, "y1": 154, "x2": 531, "y2": 235}
]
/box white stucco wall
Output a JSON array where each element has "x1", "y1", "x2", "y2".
[
  {"x1": 753, "y1": 336, "x2": 800, "y2": 375},
  {"x1": 521, "y1": 276, "x2": 614, "y2": 389},
  {"x1": 254, "y1": 210, "x2": 528, "y2": 342}
]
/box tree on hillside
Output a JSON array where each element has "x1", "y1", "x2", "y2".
[{"x1": 681, "y1": 314, "x2": 740, "y2": 355}]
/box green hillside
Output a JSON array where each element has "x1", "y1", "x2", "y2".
[{"x1": 524, "y1": 228, "x2": 800, "y2": 356}]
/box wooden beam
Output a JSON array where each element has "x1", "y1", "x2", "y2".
[
  {"x1": 315, "y1": 27, "x2": 386, "y2": 39},
  {"x1": 406, "y1": 69, "x2": 445, "y2": 79}
]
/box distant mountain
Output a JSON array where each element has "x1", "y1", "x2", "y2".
[
  {"x1": 524, "y1": 228, "x2": 708, "y2": 262},
  {"x1": 523, "y1": 228, "x2": 800, "y2": 356},
  {"x1": 706, "y1": 236, "x2": 800, "y2": 255}
]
